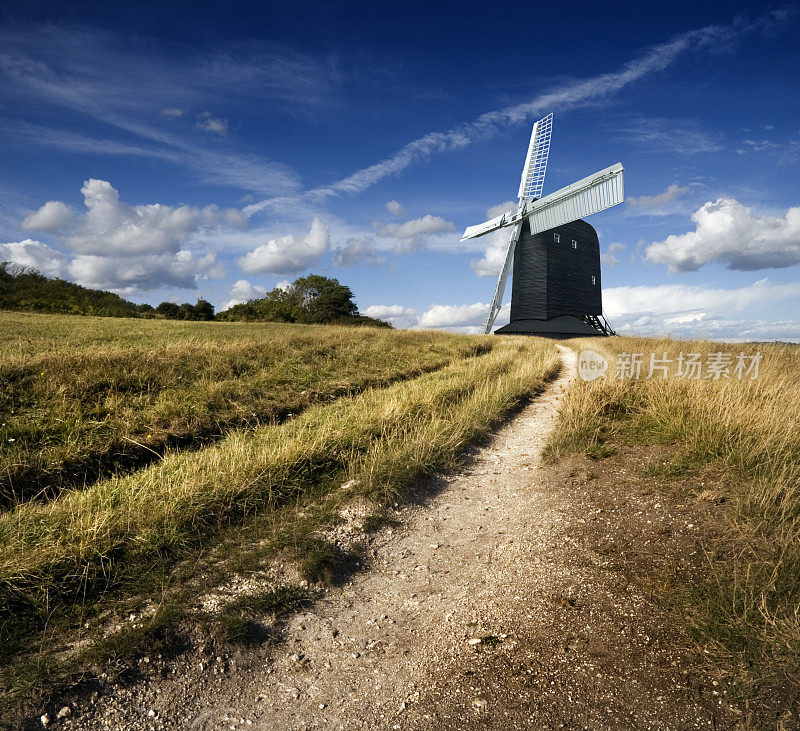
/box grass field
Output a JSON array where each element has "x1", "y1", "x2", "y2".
[
  {"x1": 0, "y1": 312, "x2": 489, "y2": 505},
  {"x1": 547, "y1": 337, "x2": 800, "y2": 720},
  {"x1": 0, "y1": 312, "x2": 559, "y2": 710}
]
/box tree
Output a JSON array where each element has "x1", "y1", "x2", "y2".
[
  {"x1": 216, "y1": 274, "x2": 390, "y2": 327},
  {"x1": 194, "y1": 299, "x2": 215, "y2": 321},
  {"x1": 156, "y1": 301, "x2": 180, "y2": 319},
  {"x1": 288, "y1": 275, "x2": 358, "y2": 323}
]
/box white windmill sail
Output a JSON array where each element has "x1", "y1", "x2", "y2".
[
  {"x1": 518, "y1": 112, "x2": 552, "y2": 200},
  {"x1": 524, "y1": 162, "x2": 624, "y2": 237},
  {"x1": 461, "y1": 162, "x2": 624, "y2": 242}
]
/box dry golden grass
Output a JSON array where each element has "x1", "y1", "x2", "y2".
[
  {"x1": 547, "y1": 336, "x2": 800, "y2": 716},
  {"x1": 0, "y1": 312, "x2": 487, "y2": 505},
  {"x1": 0, "y1": 330, "x2": 558, "y2": 703}
]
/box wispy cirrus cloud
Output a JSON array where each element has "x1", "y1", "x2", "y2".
[
  {"x1": 0, "y1": 25, "x2": 339, "y2": 195},
  {"x1": 295, "y1": 10, "x2": 791, "y2": 203},
  {"x1": 618, "y1": 117, "x2": 723, "y2": 154}
]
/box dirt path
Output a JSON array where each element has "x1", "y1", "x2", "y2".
[{"x1": 64, "y1": 346, "x2": 738, "y2": 730}]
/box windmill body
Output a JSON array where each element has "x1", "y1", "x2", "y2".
[{"x1": 461, "y1": 114, "x2": 623, "y2": 337}]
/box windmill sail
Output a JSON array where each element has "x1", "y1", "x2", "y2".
[
  {"x1": 525, "y1": 162, "x2": 624, "y2": 237},
  {"x1": 518, "y1": 113, "x2": 553, "y2": 200},
  {"x1": 461, "y1": 162, "x2": 624, "y2": 241}
]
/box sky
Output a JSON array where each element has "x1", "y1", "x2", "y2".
[{"x1": 1, "y1": 0, "x2": 799, "y2": 339}]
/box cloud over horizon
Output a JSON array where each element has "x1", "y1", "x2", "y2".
[
  {"x1": 646, "y1": 198, "x2": 800, "y2": 272},
  {"x1": 238, "y1": 216, "x2": 330, "y2": 275}
]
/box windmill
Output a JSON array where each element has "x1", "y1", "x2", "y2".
[{"x1": 461, "y1": 113, "x2": 623, "y2": 337}]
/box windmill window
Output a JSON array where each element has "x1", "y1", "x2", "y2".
[
  {"x1": 553, "y1": 233, "x2": 560, "y2": 242},
  {"x1": 571, "y1": 240, "x2": 577, "y2": 249},
  {"x1": 591, "y1": 275, "x2": 596, "y2": 285}
]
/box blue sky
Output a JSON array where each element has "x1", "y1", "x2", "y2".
[{"x1": 1, "y1": 1, "x2": 799, "y2": 338}]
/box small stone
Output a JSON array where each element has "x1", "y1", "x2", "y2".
[
  {"x1": 40, "y1": 714, "x2": 50, "y2": 728},
  {"x1": 472, "y1": 697, "x2": 488, "y2": 709},
  {"x1": 467, "y1": 638, "x2": 481, "y2": 645},
  {"x1": 57, "y1": 706, "x2": 72, "y2": 719},
  {"x1": 319, "y1": 703, "x2": 327, "y2": 709},
  {"x1": 147, "y1": 709, "x2": 156, "y2": 717}
]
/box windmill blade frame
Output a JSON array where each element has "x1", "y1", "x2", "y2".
[
  {"x1": 518, "y1": 113, "x2": 553, "y2": 200},
  {"x1": 460, "y1": 162, "x2": 624, "y2": 241}
]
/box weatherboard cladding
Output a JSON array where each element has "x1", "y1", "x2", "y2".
[{"x1": 509, "y1": 218, "x2": 602, "y2": 322}]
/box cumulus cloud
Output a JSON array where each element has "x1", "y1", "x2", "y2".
[
  {"x1": 63, "y1": 179, "x2": 245, "y2": 255},
  {"x1": 645, "y1": 198, "x2": 800, "y2": 272},
  {"x1": 68, "y1": 250, "x2": 220, "y2": 293},
  {"x1": 374, "y1": 214, "x2": 456, "y2": 255},
  {"x1": 21, "y1": 201, "x2": 73, "y2": 232},
  {"x1": 238, "y1": 216, "x2": 330, "y2": 274},
  {"x1": 0, "y1": 239, "x2": 67, "y2": 277},
  {"x1": 627, "y1": 184, "x2": 689, "y2": 209},
  {"x1": 386, "y1": 200, "x2": 407, "y2": 217},
  {"x1": 605, "y1": 279, "x2": 800, "y2": 319},
  {"x1": 418, "y1": 301, "x2": 510, "y2": 333},
  {"x1": 332, "y1": 237, "x2": 385, "y2": 267},
  {"x1": 375, "y1": 214, "x2": 455, "y2": 240},
  {"x1": 196, "y1": 112, "x2": 229, "y2": 135},
  {"x1": 222, "y1": 279, "x2": 267, "y2": 310},
  {"x1": 362, "y1": 304, "x2": 419, "y2": 329},
  {"x1": 601, "y1": 242, "x2": 626, "y2": 266},
  {"x1": 469, "y1": 201, "x2": 516, "y2": 277},
  {"x1": 604, "y1": 279, "x2": 800, "y2": 339},
  {"x1": 10, "y1": 180, "x2": 242, "y2": 293}
]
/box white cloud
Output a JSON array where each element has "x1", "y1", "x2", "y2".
[
  {"x1": 417, "y1": 301, "x2": 510, "y2": 333},
  {"x1": 604, "y1": 279, "x2": 800, "y2": 339},
  {"x1": 8, "y1": 180, "x2": 241, "y2": 293},
  {"x1": 605, "y1": 279, "x2": 800, "y2": 319},
  {"x1": 386, "y1": 200, "x2": 407, "y2": 217},
  {"x1": 601, "y1": 242, "x2": 626, "y2": 266},
  {"x1": 615, "y1": 279, "x2": 800, "y2": 317},
  {"x1": 196, "y1": 112, "x2": 229, "y2": 136},
  {"x1": 21, "y1": 201, "x2": 73, "y2": 232},
  {"x1": 469, "y1": 201, "x2": 516, "y2": 277},
  {"x1": 627, "y1": 184, "x2": 689, "y2": 209},
  {"x1": 0, "y1": 239, "x2": 67, "y2": 277},
  {"x1": 332, "y1": 237, "x2": 385, "y2": 267},
  {"x1": 67, "y1": 250, "x2": 220, "y2": 293},
  {"x1": 375, "y1": 214, "x2": 455, "y2": 240},
  {"x1": 161, "y1": 107, "x2": 185, "y2": 118},
  {"x1": 362, "y1": 304, "x2": 419, "y2": 329},
  {"x1": 62, "y1": 179, "x2": 244, "y2": 256},
  {"x1": 645, "y1": 198, "x2": 800, "y2": 272},
  {"x1": 222, "y1": 279, "x2": 267, "y2": 310},
  {"x1": 418, "y1": 302, "x2": 488, "y2": 329},
  {"x1": 238, "y1": 216, "x2": 330, "y2": 274}
]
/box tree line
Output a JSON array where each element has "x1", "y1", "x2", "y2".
[{"x1": 0, "y1": 264, "x2": 389, "y2": 327}]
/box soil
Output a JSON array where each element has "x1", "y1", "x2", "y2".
[{"x1": 37, "y1": 347, "x2": 743, "y2": 730}]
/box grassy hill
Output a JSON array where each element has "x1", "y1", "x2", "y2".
[
  {"x1": 0, "y1": 311, "x2": 559, "y2": 719},
  {"x1": 0, "y1": 263, "x2": 144, "y2": 317}
]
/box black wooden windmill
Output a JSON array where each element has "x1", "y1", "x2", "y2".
[{"x1": 461, "y1": 113, "x2": 622, "y2": 337}]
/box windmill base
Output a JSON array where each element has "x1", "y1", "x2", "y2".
[{"x1": 494, "y1": 314, "x2": 615, "y2": 339}]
